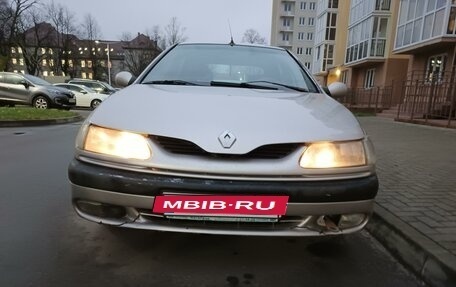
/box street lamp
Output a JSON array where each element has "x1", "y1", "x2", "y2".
[{"x1": 95, "y1": 40, "x2": 115, "y2": 85}]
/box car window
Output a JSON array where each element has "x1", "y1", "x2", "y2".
[
  {"x1": 142, "y1": 44, "x2": 318, "y2": 92},
  {"x1": 6, "y1": 75, "x2": 24, "y2": 85},
  {"x1": 23, "y1": 74, "x2": 51, "y2": 86},
  {"x1": 0, "y1": 74, "x2": 6, "y2": 84}
]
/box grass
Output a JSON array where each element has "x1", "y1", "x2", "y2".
[{"x1": 0, "y1": 106, "x2": 78, "y2": 121}]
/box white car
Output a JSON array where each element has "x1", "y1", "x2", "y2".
[
  {"x1": 54, "y1": 83, "x2": 108, "y2": 109},
  {"x1": 69, "y1": 43, "x2": 378, "y2": 236}
]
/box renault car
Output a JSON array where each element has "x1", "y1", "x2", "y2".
[{"x1": 68, "y1": 43, "x2": 378, "y2": 236}]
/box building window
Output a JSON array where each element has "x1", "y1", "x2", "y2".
[
  {"x1": 12, "y1": 58, "x2": 17, "y2": 64},
  {"x1": 19, "y1": 58, "x2": 24, "y2": 66},
  {"x1": 284, "y1": 2, "x2": 292, "y2": 11},
  {"x1": 307, "y1": 32, "x2": 314, "y2": 41},
  {"x1": 341, "y1": 70, "x2": 348, "y2": 84},
  {"x1": 300, "y1": 1, "x2": 306, "y2": 10},
  {"x1": 82, "y1": 72, "x2": 87, "y2": 79},
  {"x1": 283, "y1": 18, "x2": 291, "y2": 27},
  {"x1": 81, "y1": 60, "x2": 86, "y2": 68},
  {"x1": 49, "y1": 59, "x2": 54, "y2": 66},
  {"x1": 11, "y1": 47, "x2": 16, "y2": 54},
  {"x1": 426, "y1": 54, "x2": 447, "y2": 82},
  {"x1": 41, "y1": 48, "x2": 46, "y2": 54},
  {"x1": 325, "y1": 13, "x2": 337, "y2": 40},
  {"x1": 329, "y1": 0, "x2": 339, "y2": 8},
  {"x1": 364, "y1": 69, "x2": 375, "y2": 88},
  {"x1": 69, "y1": 60, "x2": 73, "y2": 67},
  {"x1": 305, "y1": 47, "x2": 312, "y2": 55},
  {"x1": 18, "y1": 47, "x2": 22, "y2": 54},
  {"x1": 42, "y1": 59, "x2": 47, "y2": 66},
  {"x1": 298, "y1": 32, "x2": 305, "y2": 40},
  {"x1": 448, "y1": 6, "x2": 456, "y2": 34},
  {"x1": 88, "y1": 60, "x2": 93, "y2": 68},
  {"x1": 309, "y1": 2, "x2": 316, "y2": 10},
  {"x1": 299, "y1": 17, "x2": 306, "y2": 25},
  {"x1": 43, "y1": 71, "x2": 48, "y2": 77},
  {"x1": 308, "y1": 17, "x2": 315, "y2": 26},
  {"x1": 297, "y1": 47, "x2": 303, "y2": 54},
  {"x1": 282, "y1": 32, "x2": 290, "y2": 41},
  {"x1": 304, "y1": 62, "x2": 311, "y2": 69},
  {"x1": 375, "y1": 0, "x2": 391, "y2": 11},
  {"x1": 88, "y1": 73, "x2": 93, "y2": 79}
]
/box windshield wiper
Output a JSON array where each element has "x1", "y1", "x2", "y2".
[
  {"x1": 143, "y1": 80, "x2": 201, "y2": 86},
  {"x1": 245, "y1": 81, "x2": 309, "y2": 92},
  {"x1": 210, "y1": 81, "x2": 278, "y2": 90}
]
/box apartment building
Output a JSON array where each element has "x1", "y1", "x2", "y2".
[
  {"x1": 394, "y1": 0, "x2": 456, "y2": 81},
  {"x1": 7, "y1": 22, "x2": 160, "y2": 83},
  {"x1": 271, "y1": 0, "x2": 317, "y2": 70},
  {"x1": 339, "y1": 0, "x2": 410, "y2": 90},
  {"x1": 312, "y1": 0, "x2": 344, "y2": 83}
]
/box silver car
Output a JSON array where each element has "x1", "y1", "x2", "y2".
[{"x1": 69, "y1": 43, "x2": 378, "y2": 236}]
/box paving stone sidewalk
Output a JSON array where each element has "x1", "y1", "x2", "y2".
[{"x1": 358, "y1": 117, "x2": 456, "y2": 286}]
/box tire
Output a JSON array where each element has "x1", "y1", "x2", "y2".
[
  {"x1": 33, "y1": 96, "x2": 50, "y2": 109},
  {"x1": 90, "y1": 99, "x2": 102, "y2": 109}
]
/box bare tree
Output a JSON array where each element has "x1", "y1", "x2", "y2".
[
  {"x1": 163, "y1": 17, "x2": 187, "y2": 48},
  {"x1": 15, "y1": 5, "x2": 59, "y2": 75},
  {"x1": 242, "y1": 28, "x2": 267, "y2": 45},
  {"x1": 46, "y1": 1, "x2": 79, "y2": 77},
  {"x1": 146, "y1": 25, "x2": 165, "y2": 50},
  {"x1": 121, "y1": 32, "x2": 160, "y2": 76},
  {"x1": 81, "y1": 13, "x2": 103, "y2": 80},
  {"x1": 0, "y1": 0, "x2": 38, "y2": 71}
]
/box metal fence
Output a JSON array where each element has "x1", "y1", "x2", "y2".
[
  {"x1": 396, "y1": 78, "x2": 456, "y2": 127},
  {"x1": 335, "y1": 86, "x2": 394, "y2": 113},
  {"x1": 334, "y1": 69, "x2": 456, "y2": 128}
]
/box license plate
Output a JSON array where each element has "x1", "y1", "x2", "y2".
[{"x1": 153, "y1": 195, "x2": 288, "y2": 216}]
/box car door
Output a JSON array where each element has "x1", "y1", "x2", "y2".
[
  {"x1": 69, "y1": 85, "x2": 91, "y2": 107},
  {"x1": 0, "y1": 74, "x2": 10, "y2": 102},
  {"x1": 5, "y1": 74, "x2": 31, "y2": 104},
  {"x1": 57, "y1": 84, "x2": 86, "y2": 107}
]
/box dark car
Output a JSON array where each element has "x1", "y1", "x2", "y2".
[
  {"x1": 68, "y1": 79, "x2": 117, "y2": 95},
  {"x1": 0, "y1": 72, "x2": 75, "y2": 109}
]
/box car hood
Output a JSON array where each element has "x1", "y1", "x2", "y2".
[{"x1": 88, "y1": 85, "x2": 364, "y2": 154}]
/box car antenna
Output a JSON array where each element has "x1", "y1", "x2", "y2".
[{"x1": 228, "y1": 19, "x2": 235, "y2": 46}]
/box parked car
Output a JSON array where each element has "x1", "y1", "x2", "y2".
[
  {"x1": 69, "y1": 43, "x2": 378, "y2": 236},
  {"x1": 67, "y1": 79, "x2": 117, "y2": 95},
  {"x1": 0, "y1": 72, "x2": 75, "y2": 109},
  {"x1": 54, "y1": 83, "x2": 108, "y2": 109}
]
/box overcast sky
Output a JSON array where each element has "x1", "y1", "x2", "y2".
[{"x1": 58, "y1": 0, "x2": 273, "y2": 44}]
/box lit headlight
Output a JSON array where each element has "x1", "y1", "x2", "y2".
[
  {"x1": 84, "y1": 125, "x2": 151, "y2": 160},
  {"x1": 299, "y1": 140, "x2": 366, "y2": 168}
]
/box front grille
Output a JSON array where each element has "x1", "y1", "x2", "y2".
[{"x1": 151, "y1": 135, "x2": 300, "y2": 159}]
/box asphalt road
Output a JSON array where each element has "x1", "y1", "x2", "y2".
[{"x1": 0, "y1": 123, "x2": 425, "y2": 287}]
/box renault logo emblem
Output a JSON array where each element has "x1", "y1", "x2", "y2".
[{"x1": 218, "y1": 131, "x2": 236, "y2": 149}]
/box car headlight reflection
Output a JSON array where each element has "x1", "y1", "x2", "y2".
[
  {"x1": 299, "y1": 141, "x2": 366, "y2": 168},
  {"x1": 84, "y1": 125, "x2": 151, "y2": 160}
]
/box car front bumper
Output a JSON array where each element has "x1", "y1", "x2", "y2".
[{"x1": 68, "y1": 159, "x2": 378, "y2": 236}]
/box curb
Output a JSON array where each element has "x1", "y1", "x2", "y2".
[
  {"x1": 0, "y1": 115, "x2": 83, "y2": 127},
  {"x1": 367, "y1": 204, "x2": 456, "y2": 287}
]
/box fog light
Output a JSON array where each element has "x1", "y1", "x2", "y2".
[
  {"x1": 338, "y1": 214, "x2": 366, "y2": 229},
  {"x1": 76, "y1": 200, "x2": 126, "y2": 219}
]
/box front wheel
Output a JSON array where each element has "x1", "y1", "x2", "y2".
[
  {"x1": 90, "y1": 99, "x2": 102, "y2": 109},
  {"x1": 33, "y1": 96, "x2": 50, "y2": 109}
]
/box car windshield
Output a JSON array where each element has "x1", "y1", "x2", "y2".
[
  {"x1": 23, "y1": 74, "x2": 52, "y2": 86},
  {"x1": 141, "y1": 44, "x2": 318, "y2": 93}
]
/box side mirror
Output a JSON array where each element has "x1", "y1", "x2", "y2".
[
  {"x1": 327, "y1": 82, "x2": 348, "y2": 98},
  {"x1": 115, "y1": 71, "x2": 136, "y2": 88},
  {"x1": 20, "y1": 80, "x2": 29, "y2": 88}
]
